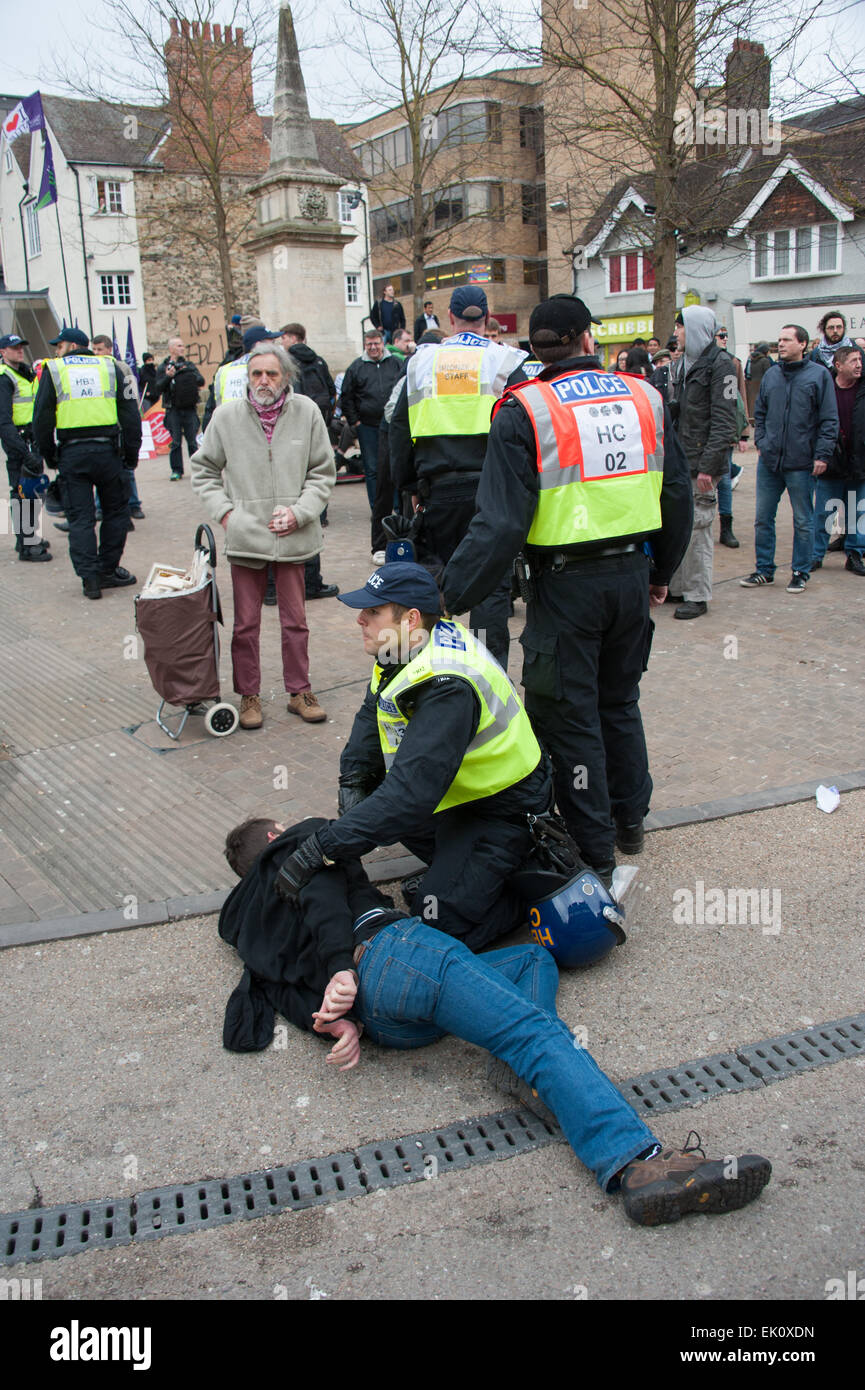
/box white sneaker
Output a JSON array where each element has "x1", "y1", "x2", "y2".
[{"x1": 371, "y1": 550, "x2": 386, "y2": 565}]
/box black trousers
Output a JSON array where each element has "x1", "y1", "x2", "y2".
[
  {"x1": 164, "y1": 407, "x2": 199, "y2": 476},
  {"x1": 58, "y1": 440, "x2": 129, "y2": 581},
  {"x1": 420, "y1": 475, "x2": 511, "y2": 668},
  {"x1": 371, "y1": 422, "x2": 395, "y2": 553},
  {"x1": 521, "y1": 551, "x2": 653, "y2": 866},
  {"x1": 402, "y1": 808, "x2": 534, "y2": 951}
]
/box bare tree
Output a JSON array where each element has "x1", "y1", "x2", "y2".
[
  {"x1": 494, "y1": 0, "x2": 822, "y2": 331},
  {"x1": 330, "y1": 0, "x2": 527, "y2": 319},
  {"x1": 49, "y1": 0, "x2": 280, "y2": 315}
]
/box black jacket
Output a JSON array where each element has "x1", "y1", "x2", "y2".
[
  {"x1": 339, "y1": 352, "x2": 404, "y2": 427},
  {"x1": 0, "y1": 362, "x2": 36, "y2": 464},
  {"x1": 318, "y1": 669, "x2": 549, "y2": 866},
  {"x1": 154, "y1": 355, "x2": 204, "y2": 410},
  {"x1": 822, "y1": 374, "x2": 865, "y2": 482},
  {"x1": 289, "y1": 342, "x2": 336, "y2": 422},
  {"x1": 672, "y1": 343, "x2": 739, "y2": 479},
  {"x1": 370, "y1": 297, "x2": 406, "y2": 335},
  {"x1": 414, "y1": 312, "x2": 440, "y2": 340},
  {"x1": 219, "y1": 819, "x2": 397, "y2": 1051},
  {"x1": 139, "y1": 362, "x2": 159, "y2": 407},
  {"x1": 33, "y1": 351, "x2": 143, "y2": 467},
  {"x1": 754, "y1": 359, "x2": 838, "y2": 475},
  {"x1": 441, "y1": 355, "x2": 693, "y2": 608}
]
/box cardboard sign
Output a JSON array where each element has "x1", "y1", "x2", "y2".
[{"x1": 176, "y1": 304, "x2": 227, "y2": 386}]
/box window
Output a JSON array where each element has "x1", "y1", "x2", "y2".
[
  {"x1": 423, "y1": 259, "x2": 505, "y2": 291},
  {"x1": 372, "y1": 272, "x2": 413, "y2": 298},
  {"x1": 338, "y1": 192, "x2": 356, "y2": 224},
  {"x1": 370, "y1": 198, "x2": 413, "y2": 244},
  {"x1": 605, "y1": 251, "x2": 654, "y2": 295},
  {"x1": 352, "y1": 124, "x2": 412, "y2": 177},
  {"x1": 99, "y1": 273, "x2": 132, "y2": 307},
  {"x1": 96, "y1": 178, "x2": 124, "y2": 214},
  {"x1": 523, "y1": 260, "x2": 548, "y2": 297},
  {"x1": 751, "y1": 223, "x2": 841, "y2": 279},
  {"x1": 4, "y1": 147, "x2": 12, "y2": 173},
  {"x1": 345, "y1": 272, "x2": 360, "y2": 306},
  {"x1": 519, "y1": 106, "x2": 544, "y2": 154},
  {"x1": 25, "y1": 202, "x2": 41, "y2": 257},
  {"x1": 428, "y1": 101, "x2": 501, "y2": 151},
  {"x1": 522, "y1": 184, "x2": 539, "y2": 225}
]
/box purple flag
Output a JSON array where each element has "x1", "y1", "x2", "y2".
[
  {"x1": 34, "y1": 133, "x2": 57, "y2": 209},
  {"x1": 2, "y1": 92, "x2": 44, "y2": 144},
  {"x1": 111, "y1": 318, "x2": 121, "y2": 360},
  {"x1": 125, "y1": 318, "x2": 139, "y2": 384}
]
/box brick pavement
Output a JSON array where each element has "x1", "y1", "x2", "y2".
[{"x1": 1, "y1": 443, "x2": 862, "y2": 923}]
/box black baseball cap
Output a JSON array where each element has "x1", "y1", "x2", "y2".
[
  {"x1": 450, "y1": 285, "x2": 488, "y2": 320},
  {"x1": 529, "y1": 295, "x2": 601, "y2": 345},
  {"x1": 242, "y1": 326, "x2": 280, "y2": 353},
  {"x1": 49, "y1": 326, "x2": 90, "y2": 347},
  {"x1": 0, "y1": 334, "x2": 28, "y2": 349},
  {"x1": 338, "y1": 562, "x2": 443, "y2": 614}
]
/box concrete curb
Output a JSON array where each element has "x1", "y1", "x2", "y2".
[{"x1": 2, "y1": 775, "x2": 861, "y2": 950}]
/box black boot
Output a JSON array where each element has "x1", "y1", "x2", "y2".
[{"x1": 719, "y1": 514, "x2": 739, "y2": 548}]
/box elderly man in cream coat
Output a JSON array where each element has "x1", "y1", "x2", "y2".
[{"x1": 192, "y1": 343, "x2": 336, "y2": 729}]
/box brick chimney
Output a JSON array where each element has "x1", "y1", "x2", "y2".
[
  {"x1": 725, "y1": 39, "x2": 771, "y2": 115},
  {"x1": 161, "y1": 17, "x2": 268, "y2": 174}
]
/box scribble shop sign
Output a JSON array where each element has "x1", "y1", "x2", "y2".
[{"x1": 593, "y1": 316, "x2": 654, "y2": 344}]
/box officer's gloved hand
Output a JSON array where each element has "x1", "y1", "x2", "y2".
[
  {"x1": 274, "y1": 831, "x2": 330, "y2": 900},
  {"x1": 22, "y1": 450, "x2": 43, "y2": 478},
  {"x1": 338, "y1": 782, "x2": 368, "y2": 818}
]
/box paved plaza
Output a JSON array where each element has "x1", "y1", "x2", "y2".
[{"x1": 1, "y1": 445, "x2": 863, "y2": 1302}]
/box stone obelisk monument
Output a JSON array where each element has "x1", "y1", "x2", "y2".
[{"x1": 247, "y1": 2, "x2": 357, "y2": 369}]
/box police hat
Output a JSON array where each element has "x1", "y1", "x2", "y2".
[
  {"x1": 0, "y1": 334, "x2": 28, "y2": 349},
  {"x1": 529, "y1": 295, "x2": 601, "y2": 346},
  {"x1": 242, "y1": 325, "x2": 280, "y2": 353},
  {"x1": 338, "y1": 562, "x2": 443, "y2": 614},
  {"x1": 49, "y1": 327, "x2": 90, "y2": 348},
  {"x1": 449, "y1": 285, "x2": 488, "y2": 320}
]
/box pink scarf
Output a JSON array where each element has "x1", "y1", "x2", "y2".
[{"x1": 249, "y1": 389, "x2": 287, "y2": 441}]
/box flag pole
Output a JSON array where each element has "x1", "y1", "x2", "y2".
[{"x1": 53, "y1": 196, "x2": 73, "y2": 326}]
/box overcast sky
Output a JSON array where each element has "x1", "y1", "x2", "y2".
[{"x1": 0, "y1": 0, "x2": 863, "y2": 123}]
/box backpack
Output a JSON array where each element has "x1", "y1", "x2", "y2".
[
  {"x1": 295, "y1": 357, "x2": 333, "y2": 422},
  {"x1": 171, "y1": 364, "x2": 202, "y2": 409}
]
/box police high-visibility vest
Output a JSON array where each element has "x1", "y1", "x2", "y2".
[
  {"x1": 0, "y1": 364, "x2": 36, "y2": 425},
  {"x1": 496, "y1": 369, "x2": 665, "y2": 547},
  {"x1": 407, "y1": 332, "x2": 527, "y2": 438},
  {"x1": 45, "y1": 355, "x2": 118, "y2": 430},
  {"x1": 372, "y1": 619, "x2": 540, "y2": 812},
  {"x1": 213, "y1": 355, "x2": 250, "y2": 406}
]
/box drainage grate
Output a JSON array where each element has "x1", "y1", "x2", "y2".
[
  {"x1": 622, "y1": 1051, "x2": 761, "y2": 1114},
  {"x1": 737, "y1": 1015, "x2": 865, "y2": 1081},
  {"x1": 2, "y1": 1012, "x2": 862, "y2": 1269}
]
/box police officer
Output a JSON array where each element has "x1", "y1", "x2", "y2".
[
  {"x1": 0, "y1": 333, "x2": 52, "y2": 562},
  {"x1": 33, "y1": 326, "x2": 142, "y2": 600},
  {"x1": 442, "y1": 296, "x2": 692, "y2": 884},
  {"x1": 270, "y1": 562, "x2": 552, "y2": 948},
  {"x1": 389, "y1": 286, "x2": 527, "y2": 667}
]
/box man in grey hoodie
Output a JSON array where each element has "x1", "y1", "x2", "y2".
[{"x1": 668, "y1": 307, "x2": 739, "y2": 618}]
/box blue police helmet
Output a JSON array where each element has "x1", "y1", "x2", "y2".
[
  {"x1": 18, "y1": 473, "x2": 49, "y2": 500},
  {"x1": 529, "y1": 870, "x2": 626, "y2": 968}
]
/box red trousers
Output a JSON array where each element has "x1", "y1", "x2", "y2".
[{"x1": 230, "y1": 562, "x2": 310, "y2": 696}]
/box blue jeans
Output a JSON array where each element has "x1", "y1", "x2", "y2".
[
  {"x1": 754, "y1": 460, "x2": 815, "y2": 576},
  {"x1": 356, "y1": 919, "x2": 658, "y2": 1191},
  {"x1": 356, "y1": 423, "x2": 380, "y2": 509},
  {"x1": 717, "y1": 450, "x2": 732, "y2": 516},
  {"x1": 813, "y1": 478, "x2": 865, "y2": 560}
]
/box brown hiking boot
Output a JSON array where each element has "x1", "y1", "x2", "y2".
[
  {"x1": 239, "y1": 695, "x2": 263, "y2": 730},
  {"x1": 288, "y1": 691, "x2": 327, "y2": 723},
  {"x1": 621, "y1": 1131, "x2": 771, "y2": 1227}
]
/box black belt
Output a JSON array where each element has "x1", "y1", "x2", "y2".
[
  {"x1": 425, "y1": 470, "x2": 482, "y2": 488},
  {"x1": 60, "y1": 435, "x2": 117, "y2": 445},
  {"x1": 537, "y1": 543, "x2": 641, "y2": 572}
]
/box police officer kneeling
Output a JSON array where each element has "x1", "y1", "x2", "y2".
[
  {"x1": 274, "y1": 562, "x2": 552, "y2": 948},
  {"x1": 34, "y1": 327, "x2": 142, "y2": 599},
  {"x1": 442, "y1": 296, "x2": 692, "y2": 882}
]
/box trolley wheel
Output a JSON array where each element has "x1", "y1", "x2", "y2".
[{"x1": 205, "y1": 702, "x2": 239, "y2": 737}]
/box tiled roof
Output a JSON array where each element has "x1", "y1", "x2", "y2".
[{"x1": 0, "y1": 92, "x2": 167, "y2": 167}]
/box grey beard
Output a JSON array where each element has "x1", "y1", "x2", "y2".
[{"x1": 251, "y1": 384, "x2": 279, "y2": 405}]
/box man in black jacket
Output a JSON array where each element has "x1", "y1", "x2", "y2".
[
  {"x1": 218, "y1": 813, "x2": 772, "y2": 1228},
  {"x1": 153, "y1": 336, "x2": 204, "y2": 479},
  {"x1": 369, "y1": 283, "x2": 406, "y2": 343},
  {"x1": 442, "y1": 295, "x2": 692, "y2": 882},
  {"x1": 810, "y1": 345, "x2": 864, "y2": 575},
  {"x1": 33, "y1": 326, "x2": 142, "y2": 598},
  {"x1": 413, "y1": 300, "x2": 440, "y2": 341},
  {"x1": 339, "y1": 330, "x2": 404, "y2": 510}
]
